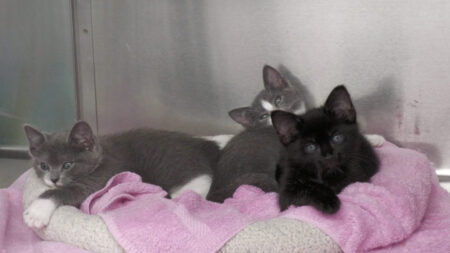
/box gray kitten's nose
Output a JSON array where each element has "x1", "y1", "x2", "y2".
[{"x1": 51, "y1": 178, "x2": 59, "y2": 183}]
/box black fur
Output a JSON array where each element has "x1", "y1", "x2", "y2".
[
  {"x1": 24, "y1": 122, "x2": 220, "y2": 207},
  {"x1": 271, "y1": 85, "x2": 379, "y2": 213}
]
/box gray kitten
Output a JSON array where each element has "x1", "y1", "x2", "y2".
[
  {"x1": 206, "y1": 126, "x2": 282, "y2": 202},
  {"x1": 228, "y1": 65, "x2": 306, "y2": 128},
  {"x1": 23, "y1": 121, "x2": 219, "y2": 228},
  {"x1": 207, "y1": 66, "x2": 297, "y2": 202}
]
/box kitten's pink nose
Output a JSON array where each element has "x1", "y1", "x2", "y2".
[{"x1": 51, "y1": 178, "x2": 59, "y2": 183}]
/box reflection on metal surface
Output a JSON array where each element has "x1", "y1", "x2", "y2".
[
  {"x1": 0, "y1": 0, "x2": 77, "y2": 146},
  {"x1": 75, "y1": 0, "x2": 450, "y2": 169}
]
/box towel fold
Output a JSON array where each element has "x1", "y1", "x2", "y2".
[{"x1": 1, "y1": 142, "x2": 449, "y2": 253}]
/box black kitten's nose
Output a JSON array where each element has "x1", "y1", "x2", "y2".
[{"x1": 51, "y1": 178, "x2": 59, "y2": 183}]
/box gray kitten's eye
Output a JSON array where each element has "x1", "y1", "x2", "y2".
[
  {"x1": 304, "y1": 143, "x2": 317, "y2": 153},
  {"x1": 332, "y1": 134, "x2": 345, "y2": 144},
  {"x1": 260, "y1": 114, "x2": 269, "y2": 120},
  {"x1": 40, "y1": 162, "x2": 49, "y2": 171},
  {"x1": 62, "y1": 161, "x2": 73, "y2": 170},
  {"x1": 274, "y1": 96, "x2": 282, "y2": 106}
]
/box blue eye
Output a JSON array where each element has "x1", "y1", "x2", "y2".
[
  {"x1": 332, "y1": 134, "x2": 345, "y2": 144},
  {"x1": 260, "y1": 114, "x2": 269, "y2": 120},
  {"x1": 62, "y1": 162, "x2": 73, "y2": 170},
  {"x1": 304, "y1": 144, "x2": 317, "y2": 153},
  {"x1": 40, "y1": 162, "x2": 49, "y2": 171}
]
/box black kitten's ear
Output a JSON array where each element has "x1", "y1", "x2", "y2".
[
  {"x1": 24, "y1": 125, "x2": 46, "y2": 154},
  {"x1": 68, "y1": 121, "x2": 96, "y2": 151},
  {"x1": 324, "y1": 85, "x2": 356, "y2": 123},
  {"x1": 263, "y1": 65, "x2": 288, "y2": 90},
  {"x1": 271, "y1": 110, "x2": 300, "y2": 145},
  {"x1": 229, "y1": 107, "x2": 257, "y2": 128}
]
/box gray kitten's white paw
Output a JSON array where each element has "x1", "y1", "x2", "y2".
[
  {"x1": 365, "y1": 134, "x2": 386, "y2": 147},
  {"x1": 23, "y1": 198, "x2": 56, "y2": 229}
]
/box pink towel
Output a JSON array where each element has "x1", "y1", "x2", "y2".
[
  {"x1": 1, "y1": 142, "x2": 449, "y2": 253},
  {"x1": 281, "y1": 142, "x2": 450, "y2": 253},
  {"x1": 0, "y1": 171, "x2": 87, "y2": 253},
  {"x1": 80, "y1": 142, "x2": 450, "y2": 253}
]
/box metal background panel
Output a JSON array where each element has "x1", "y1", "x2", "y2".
[
  {"x1": 0, "y1": 0, "x2": 77, "y2": 147},
  {"x1": 78, "y1": 0, "x2": 450, "y2": 170}
]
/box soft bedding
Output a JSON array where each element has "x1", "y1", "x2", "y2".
[{"x1": 1, "y1": 142, "x2": 450, "y2": 253}]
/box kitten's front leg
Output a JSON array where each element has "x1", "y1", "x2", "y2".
[
  {"x1": 23, "y1": 185, "x2": 88, "y2": 229},
  {"x1": 23, "y1": 198, "x2": 57, "y2": 229},
  {"x1": 279, "y1": 181, "x2": 340, "y2": 214}
]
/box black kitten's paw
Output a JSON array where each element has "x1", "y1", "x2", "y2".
[
  {"x1": 278, "y1": 193, "x2": 309, "y2": 211},
  {"x1": 278, "y1": 189, "x2": 340, "y2": 214},
  {"x1": 278, "y1": 195, "x2": 293, "y2": 211},
  {"x1": 314, "y1": 193, "x2": 340, "y2": 214}
]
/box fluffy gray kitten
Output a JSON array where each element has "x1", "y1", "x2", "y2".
[
  {"x1": 228, "y1": 65, "x2": 306, "y2": 128},
  {"x1": 208, "y1": 66, "x2": 297, "y2": 202},
  {"x1": 23, "y1": 121, "x2": 219, "y2": 228}
]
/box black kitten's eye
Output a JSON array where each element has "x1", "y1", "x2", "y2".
[
  {"x1": 260, "y1": 114, "x2": 269, "y2": 120},
  {"x1": 332, "y1": 134, "x2": 345, "y2": 144},
  {"x1": 62, "y1": 162, "x2": 73, "y2": 170},
  {"x1": 304, "y1": 143, "x2": 317, "y2": 153},
  {"x1": 274, "y1": 96, "x2": 282, "y2": 106},
  {"x1": 40, "y1": 162, "x2": 49, "y2": 171}
]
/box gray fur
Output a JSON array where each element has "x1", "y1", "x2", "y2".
[
  {"x1": 228, "y1": 65, "x2": 305, "y2": 128},
  {"x1": 24, "y1": 122, "x2": 220, "y2": 207},
  {"x1": 207, "y1": 127, "x2": 282, "y2": 202},
  {"x1": 208, "y1": 65, "x2": 304, "y2": 202}
]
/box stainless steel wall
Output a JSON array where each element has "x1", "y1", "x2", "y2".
[
  {"x1": 0, "y1": 0, "x2": 77, "y2": 147},
  {"x1": 77, "y1": 0, "x2": 450, "y2": 169}
]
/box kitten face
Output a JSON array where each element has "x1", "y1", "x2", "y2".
[
  {"x1": 272, "y1": 85, "x2": 359, "y2": 174},
  {"x1": 229, "y1": 65, "x2": 305, "y2": 128},
  {"x1": 24, "y1": 122, "x2": 102, "y2": 188}
]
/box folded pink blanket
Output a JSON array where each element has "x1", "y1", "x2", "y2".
[
  {"x1": 80, "y1": 142, "x2": 450, "y2": 253},
  {"x1": 2, "y1": 142, "x2": 450, "y2": 253},
  {"x1": 0, "y1": 171, "x2": 87, "y2": 253}
]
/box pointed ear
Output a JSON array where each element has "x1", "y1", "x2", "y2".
[
  {"x1": 271, "y1": 110, "x2": 300, "y2": 145},
  {"x1": 324, "y1": 85, "x2": 356, "y2": 123},
  {"x1": 68, "y1": 121, "x2": 96, "y2": 151},
  {"x1": 24, "y1": 125, "x2": 46, "y2": 154},
  {"x1": 229, "y1": 107, "x2": 257, "y2": 128},
  {"x1": 263, "y1": 65, "x2": 288, "y2": 90}
]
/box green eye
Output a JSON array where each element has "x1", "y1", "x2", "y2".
[
  {"x1": 332, "y1": 134, "x2": 345, "y2": 144},
  {"x1": 304, "y1": 144, "x2": 317, "y2": 153},
  {"x1": 62, "y1": 162, "x2": 73, "y2": 170},
  {"x1": 40, "y1": 162, "x2": 49, "y2": 171}
]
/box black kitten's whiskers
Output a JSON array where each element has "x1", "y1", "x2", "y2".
[{"x1": 272, "y1": 85, "x2": 379, "y2": 214}]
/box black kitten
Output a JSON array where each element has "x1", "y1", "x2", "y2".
[{"x1": 271, "y1": 85, "x2": 379, "y2": 214}]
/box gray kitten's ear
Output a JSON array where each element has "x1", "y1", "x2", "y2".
[
  {"x1": 24, "y1": 125, "x2": 46, "y2": 154},
  {"x1": 229, "y1": 107, "x2": 257, "y2": 128},
  {"x1": 324, "y1": 85, "x2": 356, "y2": 123},
  {"x1": 263, "y1": 65, "x2": 288, "y2": 90},
  {"x1": 271, "y1": 110, "x2": 300, "y2": 145},
  {"x1": 68, "y1": 121, "x2": 96, "y2": 151}
]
